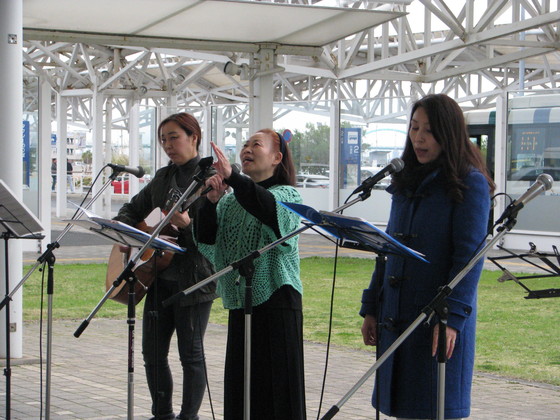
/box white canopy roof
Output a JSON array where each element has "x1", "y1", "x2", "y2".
[{"x1": 23, "y1": 0, "x2": 404, "y2": 54}]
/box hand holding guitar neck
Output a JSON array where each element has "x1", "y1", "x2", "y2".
[{"x1": 106, "y1": 188, "x2": 184, "y2": 305}]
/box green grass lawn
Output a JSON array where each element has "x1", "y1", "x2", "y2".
[{"x1": 22, "y1": 257, "x2": 560, "y2": 385}]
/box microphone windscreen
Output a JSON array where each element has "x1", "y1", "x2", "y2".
[{"x1": 390, "y1": 158, "x2": 405, "y2": 172}]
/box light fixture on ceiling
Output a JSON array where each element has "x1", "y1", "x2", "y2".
[{"x1": 223, "y1": 61, "x2": 250, "y2": 79}]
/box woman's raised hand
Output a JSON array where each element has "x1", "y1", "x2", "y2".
[{"x1": 211, "y1": 141, "x2": 233, "y2": 179}]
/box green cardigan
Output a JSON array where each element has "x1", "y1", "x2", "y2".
[{"x1": 197, "y1": 184, "x2": 303, "y2": 309}]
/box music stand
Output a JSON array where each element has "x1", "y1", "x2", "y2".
[
  {"x1": 280, "y1": 202, "x2": 427, "y2": 262},
  {"x1": 69, "y1": 209, "x2": 187, "y2": 418},
  {"x1": 0, "y1": 180, "x2": 44, "y2": 420},
  {"x1": 488, "y1": 243, "x2": 560, "y2": 299},
  {"x1": 69, "y1": 211, "x2": 185, "y2": 253}
]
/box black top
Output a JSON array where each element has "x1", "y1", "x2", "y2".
[
  {"x1": 195, "y1": 171, "x2": 282, "y2": 244},
  {"x1": 114, "y1": 156, "x2": 217, "y2": 306}
]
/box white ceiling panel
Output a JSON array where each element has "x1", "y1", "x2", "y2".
[
  {"x1": 23, "y1": 0, "x2": 404, "y2": 50},
  {"x1": 23, "y1": 0, "x2": 198, "y2": 34}
]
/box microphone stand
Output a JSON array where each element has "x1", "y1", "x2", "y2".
[
  {"x1": 0, "y1": 165, "x2": 121, "y2": 420},
  {"x1": 73, "y1": 159, "x2": 213, "y2": 420},
  {"x1": 163, "y1": 186, "x2": 377, "y2": 420},
  {"x1": 320, "y1": 215, "x2": 519, "y2": 420}
]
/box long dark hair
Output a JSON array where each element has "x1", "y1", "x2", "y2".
[
  {"x1": 256, "y1": 128, "x2": 296, "y2": 186},
  {"x1": 394, "y1": 94, "x2": 495, "y2": 202},
  {"x1": 158, "y1": 112, "x2": 202, "y2": 150}
]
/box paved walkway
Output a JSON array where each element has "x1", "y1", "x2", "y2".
[
  {"x1": 4, "y1": 318, "x2": 560, "y2": 420},
  {"x1": 3, "y1": 208, "x2": 559, "y2": 419}
]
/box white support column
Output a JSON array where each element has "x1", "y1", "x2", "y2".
[
  {"x1": 201, "y1": 105, "x2": 211, "y2": 157},
  {"x1": 129, "y1": 100, "x2": 140, "y2": 195},
  {"x1": 235, "y1": 127, "x2": 243, "y2": 166},
  {"x1": 158, "y1": 97, "x2": 177, "y2": 168},
  {"x1": 329, "y1": 100, "x2": 341, "y2": 211},
  {"x1": 493, "y1": 92, "x2": 508, "y2": 239},
  {"x1": 56, "y1": 94, "x2": 68, "y2": 217},
  {"x1": 104, "y1": 96, "x2": 113, "y2": 215},
  {"x1": 0, "y1": 0, "x2": 23, "y2": 358},
  {"x1": 91, "y1": 92, "x2": 106, "y2": 215},
  {"x1": 249, "y1": 48, "x2": 275, "y2": 133},
  {"x1": 215, "y1": 106, "x2": 225, "y2": 150},
  {"x1": 39, "y1": 79, "x2": 52, "y2": 250}
]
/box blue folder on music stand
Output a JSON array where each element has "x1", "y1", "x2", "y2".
[
  {"x1": 281, "y1": 202, "x2": 428, "y2": 263},
  {"x1": 67, "y1": 207, "x2": 185, "y2": 253}
]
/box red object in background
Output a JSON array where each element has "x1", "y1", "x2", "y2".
[
  {"x1": 112, "y1": 177, "x2": 146, "y2": 194},
  {"x1": 111, "y1": 179, "x2": 129, "y2": 194}
]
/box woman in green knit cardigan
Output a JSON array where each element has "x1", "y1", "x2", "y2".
[{"x1": 195, "y1": 129, "x2": 306, "y2": 420}]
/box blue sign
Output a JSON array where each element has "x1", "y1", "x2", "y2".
[{"x1": 341, "y1": 127, "x2": 361, "y2": 165}]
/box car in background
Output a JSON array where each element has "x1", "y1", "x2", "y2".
[
  {"x1": 507, "y1": 167, "x2": 560, "y2": 195},
  {"x1": 296, "y1": 174, "x2": 330, "y2": 188},
  {"x1": 509, "y1": 167, "x2": 560, "y2": 181},
  {"x1": 360, "y1": 167, "x2": 392, "y2": 189}
]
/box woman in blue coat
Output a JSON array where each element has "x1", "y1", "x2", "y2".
[{"x1": 360, "y1": 94, "x2": 495, "y2": 419}]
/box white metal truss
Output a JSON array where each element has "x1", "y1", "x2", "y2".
[{"x1": 22, "y1": 0, "x2": 560, "y2": 127}]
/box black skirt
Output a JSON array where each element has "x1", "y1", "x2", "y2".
[{"x1": 223, "y1": 285, "x2": 306, "y2": 420}]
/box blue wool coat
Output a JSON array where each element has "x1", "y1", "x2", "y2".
[{"x1": 360, "y1": 168, "x2": 490, "y2": 419}]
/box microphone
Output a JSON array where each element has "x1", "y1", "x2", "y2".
[
  {"x1": 352, "y1": 158, "x2": 405, "y2": 194},
  {"x1": 107, "y1": 163, "x2": 145, "y2": 178},
  {"x1": 198, "y1": 156, "x2": 214, "y2": 169},
  {"x1": 200, "y1": 163, "x2": 241, "y2": 195},
  {"x1": 496, "y1": 173, "x2": 553, "y2": 223}
]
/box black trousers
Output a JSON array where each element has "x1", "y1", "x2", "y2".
[
  {"x1": 143, "y1": 278, "x2": 213, "y2": 420},
  {"x1": 224, "y1": 285, "x2": 306, "y2": 420}
]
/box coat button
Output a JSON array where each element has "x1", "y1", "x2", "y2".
[{"x1": 380, "y1": 317, "x2": 397, "y2": 331}]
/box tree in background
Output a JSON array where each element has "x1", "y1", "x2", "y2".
[
  {"x1": 286, "y1": 121, "x2": 364, "y2": 175},
  {"x1": 111, "y1": 153, "x2": 152, "y2": 176},
  {"x1": 290, "y1": 122, "x2": 330, "y2": 175},
  {"x1": 81, "y1": 150, "x2": 92, "y2": 165}
]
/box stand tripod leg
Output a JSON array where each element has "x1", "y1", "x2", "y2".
[
  {"x1": 234, "y1": 253, "x2": 258, "y2": 420},
  {"x1": 433, "y1": 296, "x2": 449, "y2": 420},
  {"x1": 244, "y1": 300, "x2": 252, "y2": 420},
  {"x1": 436, "y1": 319, "x2": 447, "y2": 420},
  {"x1": 127, "y1": 276, "x2": 137, "y2": 420},
  {"x1": 45, "y1": 254, "x2": 56, "y2": 420},
  {"x1": 3, "y1": 235, "x2": 12, "y2": 420},
  {"x1": 373, "y1": 255, "x2": 386, "y2": 420}
]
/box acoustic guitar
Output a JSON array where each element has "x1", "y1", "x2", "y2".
[{"x1": 105, "y1": 207, "x2": 180, "y2": 305}]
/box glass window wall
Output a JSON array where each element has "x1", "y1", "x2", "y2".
[
  {"x1": 339, "y1": 99, "x2": 407, "y2": 224},
  {"x1": 211, "y1": 99, "x2": 410, "y2": 226},
  {"x1": 506, "y1": 91, "x2": 560, "y2": 233},
  {"x1": 22, "y1": 76, "x2": 39, "y2": 215}
]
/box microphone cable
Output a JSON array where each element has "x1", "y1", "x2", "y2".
[
  {"x1": 310, "y1": 194, "x2": 354, "y2": 419},
  {"x1": 315, "y1": 236, "x2": 342, "y2": 420},
  {"x1": 489, "y1": 191, "x2": 513, "y2": 232}
]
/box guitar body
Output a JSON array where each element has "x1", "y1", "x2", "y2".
[{"x1": 105, "y1": 210, "x2": 179, "y2": 305}]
